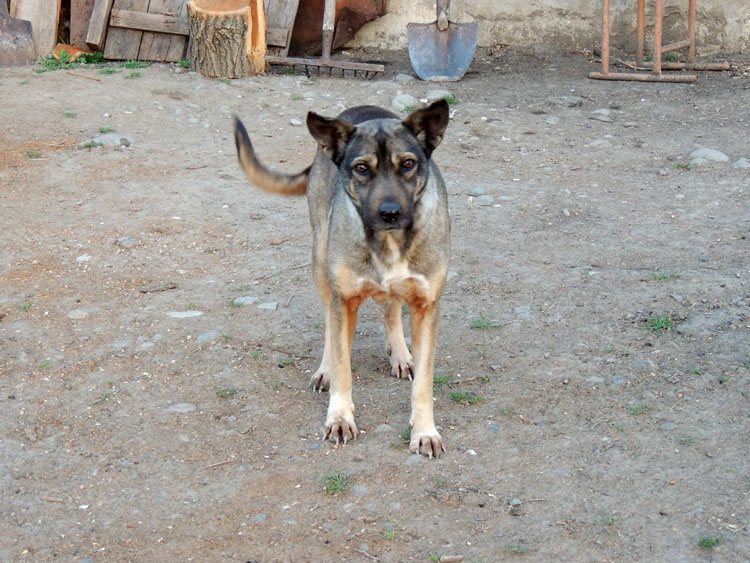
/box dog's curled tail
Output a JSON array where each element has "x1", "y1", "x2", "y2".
[{"x1": 234, "y1": 116, "x2": 309, "y2": 196}]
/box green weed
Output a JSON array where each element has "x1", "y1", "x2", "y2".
[
  {"x1": 443, "y1": 94, "x2": 459, "y2": 104},
  {"x1": 433, "y1": 370, "x2": 454, "y2": 391},
  {"x1": 25, "y1": 150, "x2": 42, "y2": 159},
  {"x1": 63, "y1": 111, "x2": 77, "y2": 118},
  {"x1": 18, "y1": 301, "x2": 32, "y2": 311},
  {"x1": 628, "y1": 404, "x2": 653, "y2": 415},
  {"x1": 503, "y1": 544, "x2": 529, "y2": 555},
  {"x1": 99, "y1": 68, "x2": 118, "y2": 75},
  {"x1": 216, "y1": 387, "x2": 238, "y2": 399},
  {"x1": 178, "y1": 58, "x2": 190, "y2": 69},
  {"x1": 120, "y1": 60, "x2": 150, "y2": 69},
  {"x1": 124, "y1": 72, "x2": 142, "y2": 79},
  {"x1": 698, "y1": 536, "x2": 720, "y2": 548},
  {"x1": 322, "y1": 471, "x2": 350, "y2": 495},
  {"x1": 674, "y1": 162, "x2": 694, "y2": 170},
  {"x1": 644, "y1": 314, "x2": 674, "y2": 331},
  {"x1": 650, "y1": 271, "x2": 681, "y2": 280},
  {"x1": 470, "y1": 315, "x2": 503, "y2": 329},
  {"x1": 449, "y1": 390, "x2": 483, "y2": 404},
  {"x1": 99, "y1": 126, "x2": 115, "y2": 133},
  {"x1": 38, "y1": 359, "x2": 51, "y2": 369}
]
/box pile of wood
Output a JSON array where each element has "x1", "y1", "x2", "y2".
[{"x1": 1, "y1": 0, "x2": 385, "y2": 78}]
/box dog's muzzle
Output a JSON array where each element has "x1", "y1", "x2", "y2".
[{"x1": 371, "y1": 200, "x2": 412, "y2": 230}]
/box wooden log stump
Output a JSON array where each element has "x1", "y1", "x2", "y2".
[{"x1": 187, "y1": 0, "x2": 265, "y2": 78}]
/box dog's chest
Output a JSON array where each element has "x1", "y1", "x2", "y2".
[{"x1": 359, "y1": 236, "x2": 430, "y2": 303}]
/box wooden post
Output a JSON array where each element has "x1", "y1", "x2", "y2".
[{"x1": 187, "y1": 0, "x2": 266, "y2": 78}]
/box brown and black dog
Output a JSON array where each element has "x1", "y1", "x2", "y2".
[{"x1": 234, "y1": 100, "x2": 450, "y2": 457}]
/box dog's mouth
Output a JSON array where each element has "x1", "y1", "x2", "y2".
[{"x1": 365, "y1": 215, "x2": 413, "y2": 232}]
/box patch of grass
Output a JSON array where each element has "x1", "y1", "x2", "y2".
[
  {"x1": 644, "y1": 314, "x2": 674, "y2": 332},
  {"x1": 215, "y1": 387, "x2": 238, "y2": 399},
  {"x1": 290, "y1": 93, "x2": 302, "y2": 101},
  {"x1": 120, "y1": 60, "x2": 150, "y2": 69},
  {"x1": 390, "y1": 428, "x2": 411, "y2": 449},
  {"x1": 250, "y1": 351, "x2": 264, "y2": 360},
  {"x1": 598, "y1": 513, "x2": 616, "y2": 526},
  {"x1": 99, "y1": 126, "x2": 115, "y2": 134},
  {"x1": 498, "y1": 406, "x2": 515, "y2": 416},
  {"x1": 38, "y1": 359, "x2": 51, "y2": 369},
  {"x1": 63, "y1": 111, "x2": 77, "y2": 118},
  {"x1": 643, "y1": 53, "x2": 653, "y2": 62},
  {"x1": 403, "y1": 105, "x2": 418, "y2": 113},
  {"x1": 383, "y1": 526, "x2": 396, "y2": 540},
  {"x1": 124, "y1": 71, "x2": 142, "y2": 79},
  {"x1": 220, "y1": 78, "x2": 230, "y2": 84},
  {"x1": 93, "y1": 391, "x2": 115, "y2": 406},
  {"x1": 322, "y1": 471, "x2": 350, "y2": 495},
  {"x1": 698, "y1": 536, "x2": 720, "y2": 548},
  {"x1": 674, "y1": 162, "x2": 694, "y2": 170},
  {"x1": 231, "y1": 284, "x2": 251, "y2": 292},
  {"x1": 677, "y1": 435, "x2": 695, "y2": 446},
  {"x1": 433, "y1": 370, "x2": 454, "y2": 391},
  {"x1": 281, "y1": 67, "x2": 294, "y2": 75},
  {"x1": 605, "y1": 344, "x2": 616, "y2": 353},
  {"x1": 432, "y1": 475, "x2": 448, "y2": 488},
  {"x1": 449, "y1": 390, "x2": 483, "y2": 404},
  {"x1": 688, "y1": 366, "x2": 702, "y2": 375},
  {"x1": 628, "y1": 403, "x2": 653, "y2": 416},
  {"x1": 664, "y1": 52, "x2": 679, "y2": 62},
  {"x1": 650, "y1": 271, "x2": 681, "y2": 280},
  {"x1": 25, "y1": 150, "x2": 42, "y2": 159},
  {"x1": 178, "y1": 58, "x2": 190, "y2": 69},
  {"x1": 99, "y1": 68, "x2": 118, "y2": 75},
  {"x1": 470, "y1": 315, "x2": 503, "y2": 329},
  {"x1": 187, "y1": 303, "x2": 198, "y2": 310},
  {"x1": 503, "y1": 544, "x2": 529, "y2": 555},
  {"x1": 719, "y1": 373, "x2": 731, "y2": 385},
  {"x1": 443, "y1": 94, "x2": 459, "y2": 104},
  {"x1": 429, "y1": 554, "x2": 441, "y2": 562},
  {"x1": 19, "y1": 79, "x2": 30, "y2": 85},
  {"x1": 34, "y1": 50, "x2": 103, "y2": 72},
  {"x1": 77, "y1": 140, "x2": 102, "y2": 149},
  {"x1": 18, "y1": 301, "x2": 32, "y2": 311}
]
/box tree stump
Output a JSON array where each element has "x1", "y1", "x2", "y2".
[{"x1": 187, "y1": 0, "x2": 265, "y2": 78}]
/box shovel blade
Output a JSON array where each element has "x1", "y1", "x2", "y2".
[{"x1": 407, "y1": 21, "x2": 477, "y2": 82}]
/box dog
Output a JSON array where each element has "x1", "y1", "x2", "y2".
[{"x1": 233, "y1": 99, "x2": 451, "y2": 457}]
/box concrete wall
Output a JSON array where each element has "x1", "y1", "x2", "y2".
[{"x1": 348, "y1": 0, "x2": 750, "y2": 54}]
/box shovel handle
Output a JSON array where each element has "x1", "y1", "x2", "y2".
[{"x1": 436, "y1": 0, "x2": 450, "y2": 30}]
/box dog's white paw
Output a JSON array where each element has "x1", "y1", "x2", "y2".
[
  {"x1": 324, "y1": 414, "x2": 359, "y2": 445},
  {"x1": 386, "y1": 344, "x2": 413, "y2": 380},
  {"x1": 309, "y1": 369, "x2": 330, "y2": 392},
  {"x1": 409, "y1": 428, "x2": 445, "y2": 459}
]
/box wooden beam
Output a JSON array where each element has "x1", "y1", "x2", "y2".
[
  {"x1": 109, "y1": 8, "x2": 188, "y2": 35},
  {"x1": 86, "y1": 0, "x2": 115, "y2": 50}
]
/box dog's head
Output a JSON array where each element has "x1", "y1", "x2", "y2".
[{"x1": 306, "y1": 100, "x2": 449, "y2": 232}]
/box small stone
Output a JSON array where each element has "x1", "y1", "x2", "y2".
[
  {"x1": 731, "y1": 157, "x2": 750, "y2": 169},
  {"x1": 115, "y1": 236, "x2": 137, "y2": 249},
  {"x1": 659, "y1": 422, "x2": 676, "y2": 431},
  {"x1": 111, "y1": 340, "x2": 129, "y2": 349},
  {"x1": 257, "y1": 302, "x2": 278, "y2": 311},
  {"x1": 167, "y1": 311, "x2": 202, "y2": 318},
  {"x1": 76, "y1": 254, "x2": 91, "y2": 262},
  {"x1": 587, "y1": 376, "x2": 605, "y2": 383},
  {"x1": 231, "y1": 295, "x2": 259, "y2": 306},
  {"x1": 253, "y1": 513, "x2": 267, "y2": 523},
  {"x1": 168, "y1": 403, "x2": 196, "y2": 413},
  {"x1": 466, "y1": 186, "x2": 485, "y2": 196},
  {"x1": 67, "y1": 308, "x2": 89, "y2": 320},
  {"x1": 547, "y1": 95, "x2": 584, "y2": 107},
  {"x1": 289, "y1": 118, "x2": 303, "y2": 127},
  {"x1": 353, "y1": 485, "x2": 368, "y2": 495},
  {"x1": 197, "y1": 329, "x2": 223, "y2": 344},
  {"x1": 586, "y1": 139, "x2": 612, "y2": 148},
  {"x1": 590, "y1": 111, "x2": 614, "y2": 123},
  {"x1": 374, "y1": 423, "x2": 393, "y2": 434},
  {"x1": 391, "y1": 93, "x2": 419, "y2": 112},
  {"x1": 466, "y1": 449, "x2": 477, "y2": 456},
  {"x1": 425, "y1": 89, "x2": 453, "y2": 103},
  {"x1": 488, "y1": 423, "x2": 500, "y2": 433},
  {"x1": 475, "y1": 195, "x2": 494, "y2": 206},
  {"x1": 508, "y1": 497, "x2": 523, "y2": 515},
  {"x1": 394, "y1": 73, "x2": 415, "y2": 85},
  {"x1": 404, "y1": 454, "x2": 424, "y2": 466},
  {"x1": 545, "y1": 116, "x2": 560, "y2": 125},
  {"x1": 83, "y1": 133, "x2": 134, "y2": 149},
  {"x1": 689, "y1": 148, "x2": 729, "y2": 164}
]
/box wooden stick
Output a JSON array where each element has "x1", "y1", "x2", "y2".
[
  {"x1": 203, "y1": 459, "x2": 234, "y2": 469},
  {"x1": 41, "y1": 496, "x2": 63, "y2": 503},
  {"x1": 67, "y1": 70, "x2": 101, "y2": 81}
]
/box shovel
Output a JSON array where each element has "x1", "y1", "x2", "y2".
[
  {"x1": 407, "y1": 0, "x2": 477, "y2": 82},
  {"x1": 0, "y1": 1, "x2": 36, "y2": 65}
]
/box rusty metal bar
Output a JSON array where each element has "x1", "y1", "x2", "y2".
[
  {"x1": 589, "y1": 71, "x2": 698, "y2": 82},
  {"x1": 636, "y1": 0, "x2": 645, "y2": 64},
  {"x1": 640, "y1": 61, "x2": 731, "y2": 71},
  {"x1": 662, "y1": 38, "x2": 692, "y2": 53},
  {"x1": 601, "y1": 0, "x2": 610, "y2": 74},
  {"x1": 652, "y1": 0, "x2": 662, "y2": 75},
  {"x1": 688, "y1": 0, "x2": 696, "y2": 62}
]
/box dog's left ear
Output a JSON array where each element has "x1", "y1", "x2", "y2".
[
  {"x1": 307, "y1": 112, "x2": 356, "y2": 164},
  {"x1": 403, "y1": 99, "x2": 450, "y2": 158}
]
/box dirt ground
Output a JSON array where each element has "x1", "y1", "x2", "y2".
[{"x1": 1, "y1": 47, "x2": 749, "y2": 562}]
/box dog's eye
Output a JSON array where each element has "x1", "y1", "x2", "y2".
[
  {"x1": 401, "y1": 159, "x2": 416, "y2": 171},
  {"x1": 354, "y1": 163, "x2": 370, "y2": 175}
]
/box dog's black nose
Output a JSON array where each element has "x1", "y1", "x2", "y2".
[{"x1": 378, "y1": 201, "x2": 402, "y2": 223}]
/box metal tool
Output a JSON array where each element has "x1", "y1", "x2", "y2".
[
  {"x1": 407, "y1": 0, "x2": 477, "y2": 82},
  {"x1": 265, "y1": 0, "x2": 384, "y2": 77}
]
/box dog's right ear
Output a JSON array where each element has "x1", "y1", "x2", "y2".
[{"x1": 307, "y1": 112, "x2": 355, "y2": 164}]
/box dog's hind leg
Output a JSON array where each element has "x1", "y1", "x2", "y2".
[{"x1": 384, "y1": 301, "x2": 413, "y2": 380}]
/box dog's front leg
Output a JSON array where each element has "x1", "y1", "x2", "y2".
[
  {"x1": 408, "y1": 302, "x2": 444, "y2": 458},
  {"x1": 324, "y1": 294, "x2": 360, "y2": 444}
]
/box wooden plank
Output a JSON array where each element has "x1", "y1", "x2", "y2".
[
  {"x1": 86, "y1": 0, "x2": 114, "y2": 50},
  {"x1": 266, "y1": 26, "x2": 288, "y2": 47},
  {"x1": 70, "y1": 0, "x2": 96, "y2": 49},
  {"x1": 10, "y1": 0, "x2": 61, "y2": 57},
  {"x1": 264, "y1": 0, "x2": 299, "y2": 57},
  {"x1": 103, "y1": 0, "x2": 148, "y2": 60},
  {"x1": 110, "y1": 8, "x2": 188, "y2": 35},
  {"x1": 138, "y1": 0, "x2": 188, "y2": 62}
]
